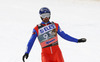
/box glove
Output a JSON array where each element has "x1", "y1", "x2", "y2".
[
  {"x1": 22, "y1": 53, "x2": 29, "y2": 62},
  {"x1": 78, "y1": 38, "x2": 86, "y2": 43}
]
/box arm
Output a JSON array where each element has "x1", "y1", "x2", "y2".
[
  {"x1": 23, "y1": 26, "x2": 38, "y2": 62},
  {"x1": 57, "y1": 25, "x2": 78, "y2": 43},
  {"x1": 25, "y1": 29, "x2": 37, "y2": 54}
]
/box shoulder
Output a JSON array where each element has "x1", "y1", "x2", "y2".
[
  {"x1": 34, "y1": 22, "x2": 42, "y2": 30},
  {"x1": 52, "y1": 22, "x2": 59, "y2": 31},
  {"x1": 34, "y1": 25, "x2": 38, "y2": 30},
  {"x1": 33, "y1": 25, "x2": 38, "y2": 35},
  {"x1": 51, "y1": 21, "x2": 59, "y2": 26},
  {"x1": 54, "y1": 23, "x2": 58, "y2": 26},
  {"x1": 53, "y1": 22, "x2": 59, "y2": 27}
]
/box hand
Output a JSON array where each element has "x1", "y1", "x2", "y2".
[
  {"x1": 78, "y1": 38, "x2": 86, "y2": 43},
  {"x1": 22, "y1": 53, "x2": 29, "y2": 62}
]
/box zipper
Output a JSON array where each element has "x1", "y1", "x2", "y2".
[
  {"x1": 45, "y1": 23, "x2": 53, "y2": 54},
  {"x1": 45, "y1": 23, "x2": 47, "y2": 26},
  {"x1": 50, "y1": 46, "x2": 53, "y2": 54}
]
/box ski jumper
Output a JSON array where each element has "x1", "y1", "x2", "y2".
[{"x1": 25, "y1": 21, "x2": 78, "y2": 62}]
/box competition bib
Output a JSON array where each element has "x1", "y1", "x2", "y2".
[{"x1": 38, "y1": 23, "x2": 58, "y2": 48}]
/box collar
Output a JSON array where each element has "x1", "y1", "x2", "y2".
[{"x1": 41, "y1": 21, "x2": 51, "y2": 24}]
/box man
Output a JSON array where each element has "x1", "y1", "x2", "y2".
[{"x1": 22, "y1": 7, "x2": 86, "y2": 62}]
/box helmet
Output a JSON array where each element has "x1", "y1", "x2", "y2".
[{"x1": 39, "y1": 7, "x2": 51, "y2": 15}]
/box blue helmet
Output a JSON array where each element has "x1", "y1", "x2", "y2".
[{"x1": 39, "y1": 7, "x2": 51, "y2": 15}]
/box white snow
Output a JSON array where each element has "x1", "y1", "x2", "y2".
[{"x1": 0, "y1": 0, "x2": 100, "y2": 62}]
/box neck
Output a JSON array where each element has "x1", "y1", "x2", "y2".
[{"x1": 41, "y1": 21, "x2": 50, "y2": 24}]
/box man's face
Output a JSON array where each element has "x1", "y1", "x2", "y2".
[
  {"x1": 40, "y1": 13, "x2": 50, "y2": 23},
  {"x1": 42, "y1": 17, "x2": 50, "y2": 23}
]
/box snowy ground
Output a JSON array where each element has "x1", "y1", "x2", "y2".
[{"x1": 0, "y1": 0, "x2": 100, "y2": 62}]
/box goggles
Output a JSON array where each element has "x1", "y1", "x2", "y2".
[{"x1": 40, "y1": 13, "x2": 50, "y2": 18}]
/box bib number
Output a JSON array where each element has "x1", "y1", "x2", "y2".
[{"x1": 43, "y1": 34, "x2": 48, "y2": 40}]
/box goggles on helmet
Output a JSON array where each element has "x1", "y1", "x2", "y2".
[{"x1": 40, "y1": 13, "x2": 50, "y2": 18}]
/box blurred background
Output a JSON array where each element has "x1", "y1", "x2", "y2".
[{"x1": 0, "y1": 0, "x2": 100, "y2": 62}]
